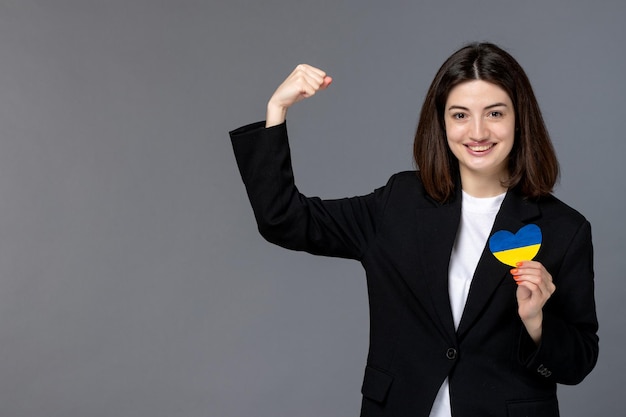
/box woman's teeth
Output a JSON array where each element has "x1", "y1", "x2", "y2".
[{"x1": 468, "y1": 144, "x2": 494, "y2": 152}]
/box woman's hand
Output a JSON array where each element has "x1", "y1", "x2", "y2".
[
  {"x1": 266, "y1": 64, "x2": 332, "y2": 127},
  {"x1": 510, "y1": 261, "x2": 556, "y2": 345}
]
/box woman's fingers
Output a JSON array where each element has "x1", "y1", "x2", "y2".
[
  {"x1": 266, "y1": 64, "x2": 331, "y2": 127},
  {"x1": 511, "y1": 261, "x2": 555, "y2": 294},
  {"x1": 321, "y1": 75, "x2": 333, "y2": 89},
  {"x1": 291, "y1": 64, "x2": 329, "y2": 97}
]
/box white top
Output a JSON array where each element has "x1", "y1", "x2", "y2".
[{"x1": 429, "y1": 191, "x2": 505, "y2": 417}]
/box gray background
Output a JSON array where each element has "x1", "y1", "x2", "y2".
[{"x1": 0, "y1": 0, "x2": 623, "y2": 416}]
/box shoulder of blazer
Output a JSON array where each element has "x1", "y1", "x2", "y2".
[
  {"x1": 382, "y1": 170, "x2": 461, "y2": 210},
  {"x1": 536, "y1": 193, "x2": 588, "y2": 223},
  {"x1": 499, "y1": 192, "x2": 589, "y2": 236}
]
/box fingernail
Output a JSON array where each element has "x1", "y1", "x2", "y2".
[
  {"x1": 516, "y1": 262, "x2": 523, "y2": 267},
  {"x1": 510, "y1": 269, "x2": 518, "y2": 275}
]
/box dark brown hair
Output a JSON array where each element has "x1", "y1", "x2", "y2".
[{"x1": 413, "y1": 42, "x2": 559, "y2": 203}]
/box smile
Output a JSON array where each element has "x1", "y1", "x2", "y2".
[{"x1": 467, "y1": 143, "x2": 495, "y2": 152}]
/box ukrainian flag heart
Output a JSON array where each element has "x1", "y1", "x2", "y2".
[{"x1": 488, "y1": 224, "x2": 542, "y2": 267}]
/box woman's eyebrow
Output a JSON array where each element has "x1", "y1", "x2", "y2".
[
  {"x1": 447, "y1": 102, "x2": 509, "y2": 111},
  {"x1": 484, "y1": 102, "x2": 509, "y2": 110}
]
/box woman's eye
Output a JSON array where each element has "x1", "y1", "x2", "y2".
[
  {"x1": 489, "y1": 111, "x2": 502, "y2": 118},
  {"x1": 453, "y1": 113, "x2": 465, "y2": 119}
]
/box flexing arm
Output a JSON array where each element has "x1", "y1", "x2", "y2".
[{"x1": 230, "y1": 65, "x2": 379, "y2": 261}]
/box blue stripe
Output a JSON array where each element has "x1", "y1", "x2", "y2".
[{"x1": 489, "y1": 224, "x2": 542, "y2": 252}]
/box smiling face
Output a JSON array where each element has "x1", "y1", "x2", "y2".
[{"x1": 444, "y1": 80, "x2": 516, "y2": 196}]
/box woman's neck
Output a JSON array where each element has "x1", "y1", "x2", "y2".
[{"x1": 460, "y1": 170, "x2": 508, "y2": 198}]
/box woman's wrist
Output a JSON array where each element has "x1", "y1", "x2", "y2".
[
  {"x1": 266, "y1": 101, "x2": 288, "y2": 128},
  {"x1": 523, "y1": 313, "x2": 543, "y2": 345}
]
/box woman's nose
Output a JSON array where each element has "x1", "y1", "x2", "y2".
[{"x1": 469, "y1": 119, "x2": 488, "y2": 140}]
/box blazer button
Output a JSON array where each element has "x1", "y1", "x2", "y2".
[{"x1": 446, "y1": 348, "x2": 457, "y2": 360}]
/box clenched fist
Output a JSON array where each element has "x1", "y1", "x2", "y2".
[{"x1": 266, "y1": 64, "x2": 332, "y2": 127}]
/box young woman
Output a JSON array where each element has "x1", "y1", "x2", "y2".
[{"x1": 230, "y1": 43, "x2": 598, "y2": 417}]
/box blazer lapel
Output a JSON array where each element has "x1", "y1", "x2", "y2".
[
  {"x1": 456, "y1": 190, "x2": 541, "y2": 338},
  {"x1": 412, "y1": 192, "x2": 462, "y2": 344}
]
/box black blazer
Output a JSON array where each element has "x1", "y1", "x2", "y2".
[{"x1": 230, "y1": 121, "x2": 599, "y2": 417}]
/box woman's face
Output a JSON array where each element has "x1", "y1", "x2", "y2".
[{"x1": 444, "y1": 80, "x2": 515, "y2": 190}]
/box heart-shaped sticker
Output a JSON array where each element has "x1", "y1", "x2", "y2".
[{"x1": 489, "y1": 224, "x2": 542, "y2": 267}]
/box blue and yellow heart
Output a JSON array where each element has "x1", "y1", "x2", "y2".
[{"x1": 489, "y1": 224, "x2": 542, "y2": 267}]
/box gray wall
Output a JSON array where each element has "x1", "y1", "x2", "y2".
[{"x1": 0, "y1": 1, "x2": 623, "y2": 416}]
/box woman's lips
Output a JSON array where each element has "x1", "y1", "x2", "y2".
[{"x1": 466, "y1": 143, "x2": 495, "y2": 152}]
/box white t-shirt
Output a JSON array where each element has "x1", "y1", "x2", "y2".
[{"x1": 429, "y1": 190, "x2": 505, "y2": 417}]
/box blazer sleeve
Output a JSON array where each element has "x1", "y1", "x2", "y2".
[
  {"x1": 230, "y1": 121, "x2": 381, "y2": 260},
  {"x1": 519, "y1": 219, "x2": 599, "y2": 385}
]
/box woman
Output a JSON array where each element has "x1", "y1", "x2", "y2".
[{"x1": 230, "y1": 43, "x2": 598, "y2": 417}]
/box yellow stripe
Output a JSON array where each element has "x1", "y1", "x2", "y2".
[{"x1": 493, "y1": 244, "x2": 541, "y2": 267}]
